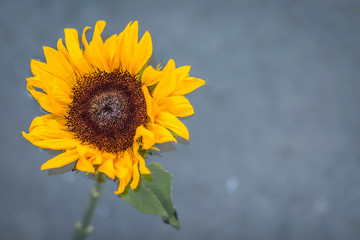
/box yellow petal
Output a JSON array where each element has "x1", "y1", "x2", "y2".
[
  {"x1": 26, "y1": 75, "x2": 43, "y2": 86},
  {"x1": 27, "y1": 81, "x2": 68, "y2": 115},
  {"x1": 135, "y1": 125, "x2": 155, "y2": 149},
  {"x1": 173, "y1": 77, "x2": 206, "y2": 96},
  {"x1": 104, "y1": 34, "x2": 120, "y2": 69},
  {"x1": 141, "y1": 65, "x2": 162, "y2": 86},
  {"x1": 30, "y1": 59, "x2": 50, "y2": 77},
  {"x1": 27, "y1": 114, "x2": 50, "y2": 131},
  {"x1": 114, "y1": 178, "x2": 126, "y2": 194},
  {"x1": 152, "y1": 123, "x2": 177, "y2": 143},
  {"x1": 57, "y1": 38, "x2": 68, "y2": 57},
  {"x1": 175, "y1": 65, "x2": 191, "y2": 84},
  {"x1": 91, "y1": 155, "x2": 103, "y2": 165},
  {"x1": 81, "y1": 26, "x2": 91, "y2": 49},
  {"x1": 85, "y1": 46, "x2": 104, "y2": 71},
  {"x1": 37, "y1": 70, "x2": 72, "y2": 104},
  {"x1": 114, "y1": 152, "x2": 131, "y2": 179},
  {"x1": 138, "y1": 157, "x2": 151, "y2": 174},
  {"x1": 114, "y1": 173, "x2": 132, "y2": 195},
  {"x1": 76, "y1": 144, "x2": 99, "y2": 160},
  {"x1": 153, "y1": 59, "x2": 177, "y2": 102},
  {"x1": 92, "y1": 20, "x2": 106, "y2": 41},
  {"x1": 30, "y1": 139, "x2": 81, "y2": 150},
  {"x1": 130, "y1": 163, "x2": 140, "y2": 189},
  {"x1": 142, "y1": 85, "x2": 156, "y2": 122},
  {"x1": 85, "y1": 21, "x2": 111, "y2": 72},
  {"x1": 27, "y1": 114, "x2": 66, "y2": 131},
  {"x1": 26, "y1": 76, "x2": 45, "y2": 92},
  {"x1": 64, "y1": 28, "x2": 92, "y2": 74},
  {"x1": 155, "y1": 112, "x2": 189, "y2": 140},
  {"x1": 26, "y1": 126, "x2": 72, "y2": 139},
  {"x1": 98, "y1": 157, "x2": 115, "y2": 179},
  {"x1": 110, "y1": 32, "x2": 125, "y2": 69},
  {"x1": 119, "y1": 21, "x2": 138, "y2": 72},
  {"x1": 76, "y1": 157, "x2": 95, "y2": 173},
  {"x1": 26, "y1": 83, "x2": 53, "y2": 113},
  {"x1": 43, "y1": 46, "x2": 75, "y2": 85},
  {"x1": 129, "y1": 31, "x2": 153, "y2": 74},
  {"x1": 27, "y1": 70, "x2": 72, "y2": 110},
  {"x1": 133, "y1": 142, "x2": 151, "y2": 174},
  {"x1": 41, "y1": 148, "x2": 79, "y2": 170},
  {"x1": 23, "y1": 115, "x2": 80, "y2": 150},
  {"x1": 159, "y1": 96, "x2": 194, "y2": 117}
]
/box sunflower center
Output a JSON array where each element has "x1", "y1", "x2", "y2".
[
  {"x1": 89, "y1": 91, "x2": 128, "y2": 127},
  {"x1": 67, "y1": 69, "x2": 149, "y2": 153}
]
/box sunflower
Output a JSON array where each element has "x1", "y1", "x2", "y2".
[{"x1": 23, "y1": 20, "x2": 205, "y2": 194}]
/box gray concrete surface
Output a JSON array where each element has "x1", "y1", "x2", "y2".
[{"x1": 1, "y1": 0, "x2": 360, "y2": 239}]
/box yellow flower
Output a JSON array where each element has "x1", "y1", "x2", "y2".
[{"x1": 23, "y1": 20, "x2": 205, "y2": 194}]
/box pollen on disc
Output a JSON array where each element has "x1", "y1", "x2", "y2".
[{"x1": 66, "y1": 69, "x2": 149, "y2": 153}]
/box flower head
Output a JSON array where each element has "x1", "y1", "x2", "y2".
[{"x1": 23, "y1": 21, "x2": 205, "y2": 194}]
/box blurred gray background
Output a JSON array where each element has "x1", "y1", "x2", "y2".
[{"x1": 1, "y1": 0, "x2": 360, "y2": 239}]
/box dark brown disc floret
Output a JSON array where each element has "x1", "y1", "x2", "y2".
[{"x1": 66, "y1": 69, "x2": 149, "y2": 153}]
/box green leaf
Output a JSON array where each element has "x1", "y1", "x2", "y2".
[{"x1": 121, "y1": 162, "x2": 180, "y2": 229}]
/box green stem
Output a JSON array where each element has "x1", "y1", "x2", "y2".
[{"x1": 72, "y1": 173, "x2": 105, "y2": 240}]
